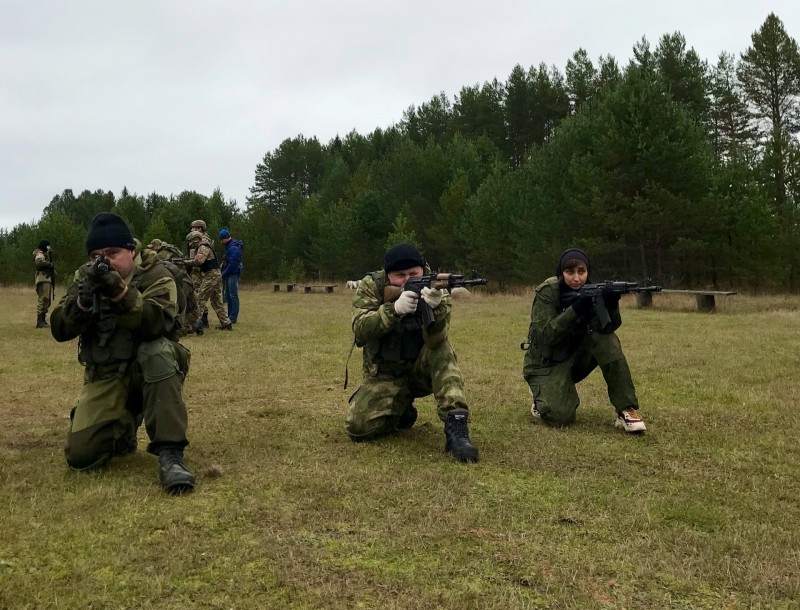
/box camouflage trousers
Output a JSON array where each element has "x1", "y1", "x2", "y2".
[
  {"x1": 346, "y1": 340, "x2": 468, "y2": 440},
  {"x1": 191, "y1": 272, "x2": 208, "y2": 317},
  {"x1": 183, "y1": 283, "x2": 201, "y2": 332},
  {"x1": 36, "y1": 282, "x2": 52, "y2": 316},
  {"x1": 523, "y1": 330, "x2": 638, "y2": 426},
  {"x1": 196, "y1": 269, "x2": 230, "y2": 326},
  {"x1": 65, "y1": 337, "x2": 191, "y2": 470}
]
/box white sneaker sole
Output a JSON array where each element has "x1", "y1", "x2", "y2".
[{"x1": 615, "y1": 418, "x2": 646, "y2": 433}]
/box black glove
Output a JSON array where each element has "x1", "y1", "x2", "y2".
[
  {"x1": 77, "y1": 280, "x2": 94, "y2": 311},
  {"x1": 571, "y1": 295, "x2": 593, "y2": 317},
  {"x1": 86, "y1": 257, "x2": 125, "y2": 298},
  {"x1": 602, "y1": 286, "x2": 622, "y2": 310}
]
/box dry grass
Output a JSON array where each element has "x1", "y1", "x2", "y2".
[{"x1": 1, "y1": 285, "x2": 799, "y2": 609}]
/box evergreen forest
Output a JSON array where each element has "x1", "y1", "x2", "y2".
[{"x1": 2, "y1": 13, "x2": 799, "y2": 291}]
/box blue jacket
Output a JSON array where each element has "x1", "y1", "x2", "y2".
[{"x1": 221, "y1": 238, "x2": 244, "y2": 277}]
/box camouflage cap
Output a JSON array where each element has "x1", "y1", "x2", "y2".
[
  {"x1": 190, "y1": 219, "x2": 207, "y2": 231},
  {"x1": 148, "y1": 238, "x2": 163, "y2": 250},
  {"x1": 186, "y1": 230, "x2": 203, "y2": 243}
]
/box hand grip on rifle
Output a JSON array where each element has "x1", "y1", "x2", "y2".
[
  {"x1": 420, "y1": 286, "x2": 443, "y2": 308},
  {"x1": 601, "y1": 284, "x2": 622, "y2": 310},
  {"x1": 86, "y1": 255, "x2": 123, "y2": 314},
  {"x1": 571, "y1": 294, "x2": 593, "y2": 317},
  {"x1": 393, "y1": 291, "x2": 419, "y2": 316}
]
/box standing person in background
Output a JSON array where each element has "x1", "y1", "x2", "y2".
[
  {"x1": 219, "y1": 228, "x2": 243, "y2": 324},
  {"x1": 33, "y1": 239, "x2": 55, "y2": 328},
  {"x1": 146, "y1": 239, "x2": 202, "y2": 337},
  {"x1": 185, "y1": 230, "x2": 232, "y2": 331},
  {"x1": 189, "y1": 220, "x2": 210, "y2": 328}
]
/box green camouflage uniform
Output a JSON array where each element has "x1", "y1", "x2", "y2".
[
  {"x1": 522, "y1": 276, "x2": 639, "y2": 426},
  {"x1": 187, "y1": 238, "x2": 208, "y2": 320},
  {"x1": 188, "y1": 236, "x2": 229, "y2": 326},
  {"x1": 347, "y1": 270, "x2": 469, "y2": 440},
  {"x1": 150, "y1": 242, "x2": 201, "y2": 333},
  {"x1": 50, "y1": 249, "x2": 191, "y2": 470},
  {"x1": 33, "y1": 248, "x2": 54, "y2": 316}
]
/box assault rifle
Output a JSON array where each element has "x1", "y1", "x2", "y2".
[
  {"x1": 383, "y1": 273, "x2": 488, "y2": 326},
  {"x1": 47, "y1": 249, "x2": 56, "y2": 301},
  {"x1": 90, "y1": 255, "x2": 111, "y2": 315},
  {"x1": 561, "y1": 281, "x2": 662, "y2": 327}
]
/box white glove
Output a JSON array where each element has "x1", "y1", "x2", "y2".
[
  {"x1": 421, "y1": 287, "x2": 443, "y2": 308},
  {"x1": 393, "y1": 291, "x2": 419, "y2": 316}
]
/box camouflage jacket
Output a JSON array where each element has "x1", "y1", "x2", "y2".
[
  {"x1": 155, "y1": 243, "x2": 185, "y2": 261},
  {"x1": 525, "y1": 276, "x2": 622, "y2": 367},
  {"x1": 188, "y1": 236, "x2": 218, "y2": 272},
  {"x1": 51, "y1": 248, "x2": 180, "y2": 353},
  {"x1": 352, "y1": 270, "x2": 452, "y2": 375},
  {"x1": 33, "y1": 249, "x2": 54, "y2": 285}
]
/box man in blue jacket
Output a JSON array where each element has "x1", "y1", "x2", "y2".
[{"x1": 219, "y1": 228, "x2": 243, "y2": 323}]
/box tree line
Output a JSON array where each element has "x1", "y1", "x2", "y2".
[{"x1": 1, "y1": 13, "x2": 799, "y2": 291}]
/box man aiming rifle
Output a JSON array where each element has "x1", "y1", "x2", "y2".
[{"x1": 346, "y1": 243, "x2": 482, "y2": 462}]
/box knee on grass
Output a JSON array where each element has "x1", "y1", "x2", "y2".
[{"x1": 346, "y1": 416, "x2": 399, "y2": 442}]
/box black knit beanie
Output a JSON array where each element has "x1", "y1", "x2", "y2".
[
  {"x1": 556, "y1": 248, "x2": 590, "y2": 277},
  {"x1": 384, "y1": 243, "x2": 426, "y2": 273},
  {"x1": 38, "y1": 240, "x2": 50, "y2": 251},
  {"x1": 85, "y1": 213, "x2": 136, "y2": 254}
]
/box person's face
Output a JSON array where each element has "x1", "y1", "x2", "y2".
[
  {"x1": 89, "y1": 247, "x2": 136, "y2": 278},
  {"x1": 221, "y1": 237, "x2": 231, "y2": 245},
  {"x1": 562, "y1": 263, "x2": 588, "y2": 290},
  {"x1": 190, "y1": 224, "x2": 205, "y2": 233},
  {"x1": 387, "y1": 266, "x2": 424, "y2": 287}
]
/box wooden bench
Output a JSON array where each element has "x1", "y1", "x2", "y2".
[
  {"x1": 635, "y1": 289, "x2": 737, "y2": 312},
  {"x1": 304, "y1": 284, "x2": 336, "y2": 294},
  {"x1": 273, "y1": 283, "x2": 296, "y2": 292}
]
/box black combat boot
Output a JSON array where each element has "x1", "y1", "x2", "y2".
[
  {"x1": 158, "y1": 448, "x2": 196, "y2": 494},
  {"x1": 201, "y1": 311, "x2": 209, "y2": 328},
  {"x1": 36, "y1": 313, "x2": 49, "y2": 328},
  {"x1": 195, "y1": 320, "x2": 204, "y2": 336},
  {"x1": 444, "y1": 409, "x2": 479, "y2": 463},
  {"x1": 397, "y1": 405, "x2": 418, "y2": 430}
]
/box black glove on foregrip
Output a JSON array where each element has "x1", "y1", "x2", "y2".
[
  {"x1": 86, "y1": 260, "x2": 125, "y2": 298},
  {"x1": 602, "y1": 286, "x2": 622, "y2": 310}
]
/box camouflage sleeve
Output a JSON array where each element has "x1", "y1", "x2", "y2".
[
  {"x1": 50, "y1": 268, "x2": 94, "y2": 342},
  {"x1": 530, "y1": 284, "x2": 585, "y2": 354},
  {"x1": 352, "y1": 274, "x2": 401, "y2": 346},
  {"x1": 192, "y1": 244, "x2": 210, "y2": 265},
  {"x1": 113, "y1": 275, "x2": 178, "y2": 341},
  {"x1": 423, "y1": 291, "x2": 452, "y2": 347},
  {"x1": 34, "y1": 251, "x2": 54, "y2": 272}
]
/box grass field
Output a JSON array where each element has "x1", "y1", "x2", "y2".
[{"x1": 1, "y1": 285, "x2": 799, "y2": 609}]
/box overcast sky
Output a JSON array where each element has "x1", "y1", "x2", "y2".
[{"x1": 1, "y1": 0, "x2": 797, "y2": 230}]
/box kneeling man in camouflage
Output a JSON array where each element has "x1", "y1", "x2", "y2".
[
  {"x1": 346, "y1": 243, "x2": 479, "y2": 462},
  {"x1": 50, "y1": 212, "x2": 195, "y2": 494}
]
